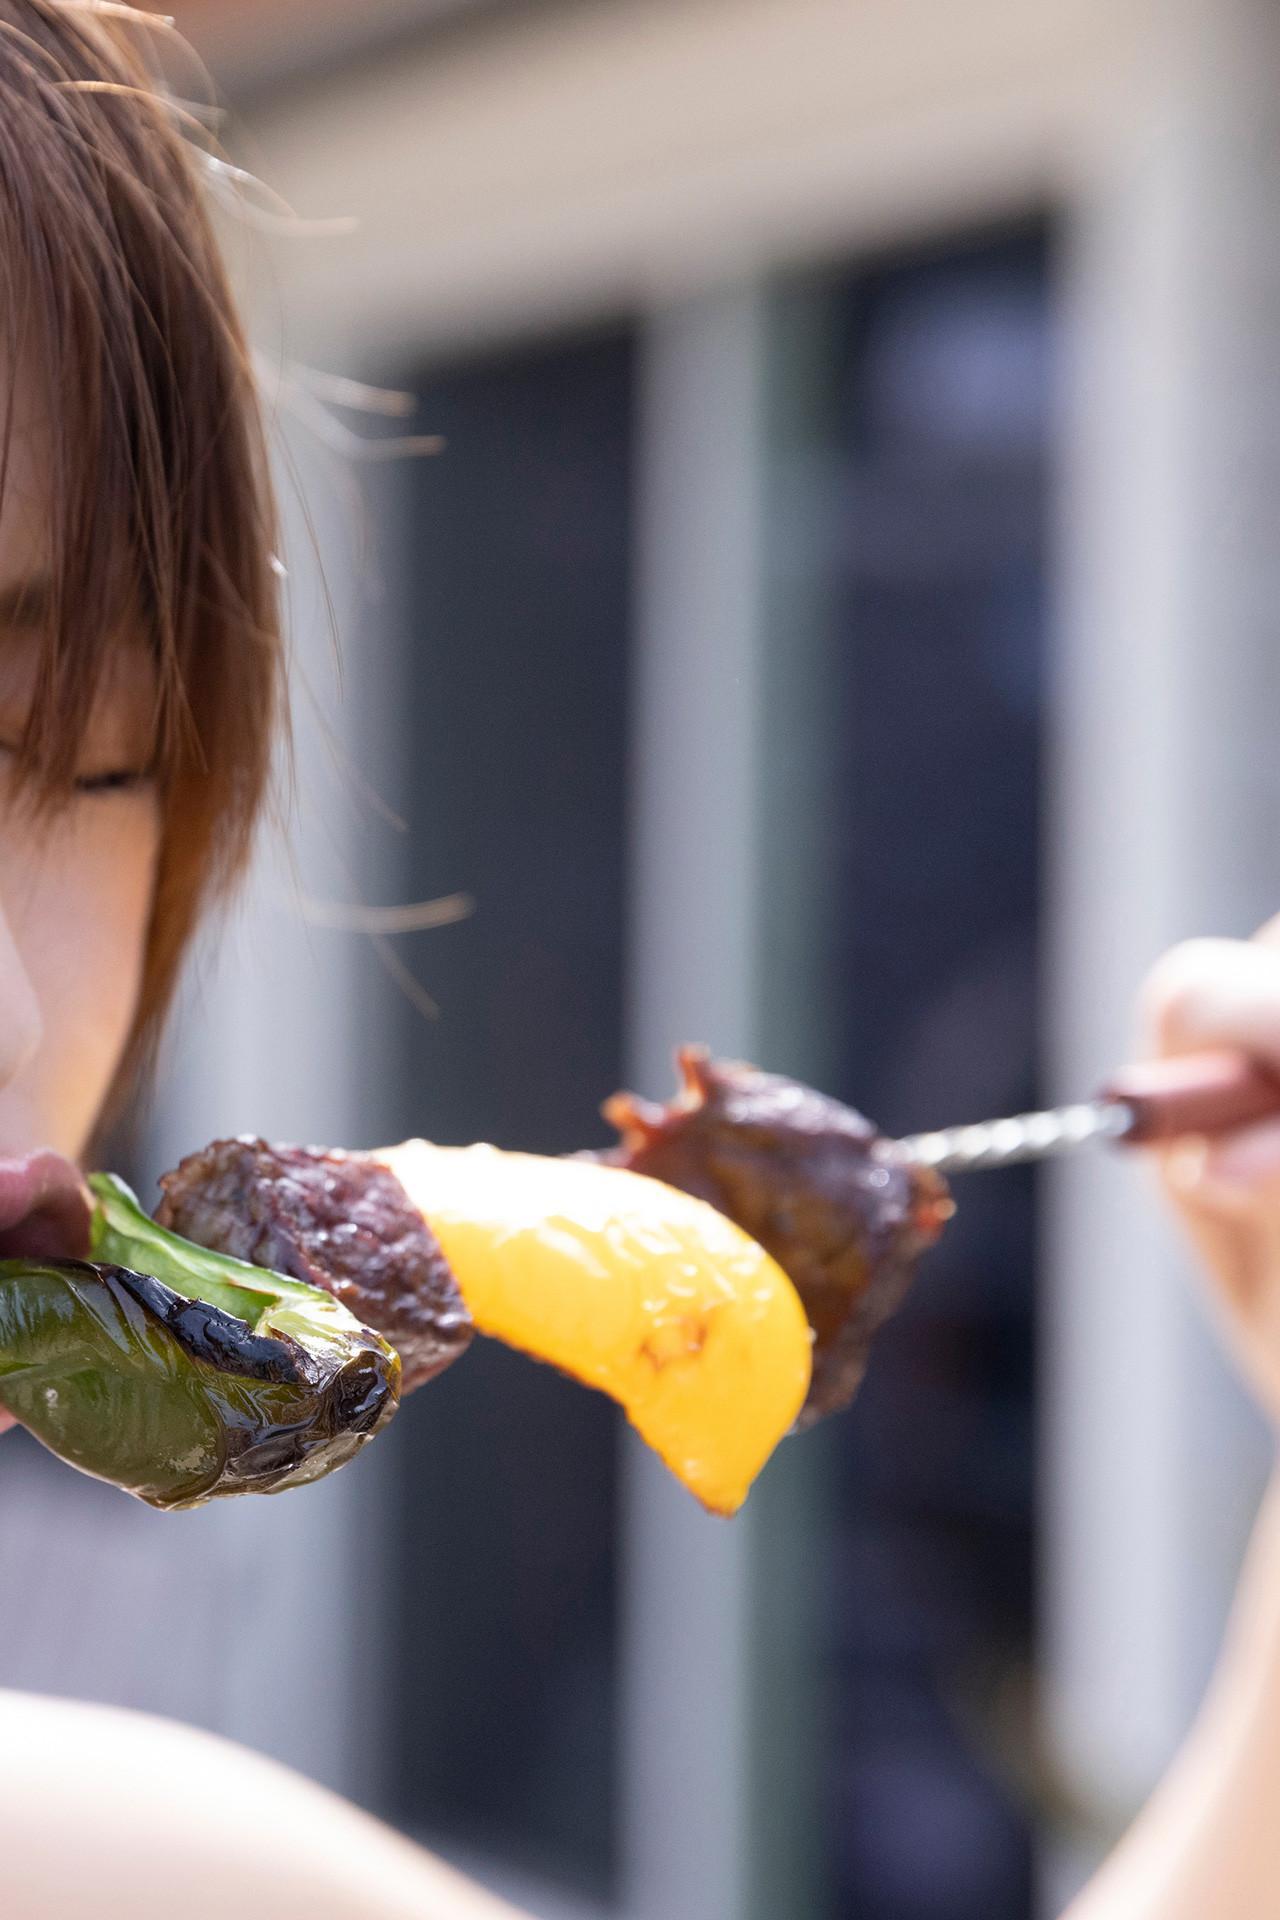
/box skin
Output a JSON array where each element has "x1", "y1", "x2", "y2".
[
  {"x1": 0, "y1": 377, "x2": 160, "y2": 1164},
  {"x1": 4, "y1": 1694, "x2": 527, "y2": 1920}
]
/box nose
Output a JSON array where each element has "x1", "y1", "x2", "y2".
[{"x1": 0, "y1": 896, "x2": 43, "y2": 1090}]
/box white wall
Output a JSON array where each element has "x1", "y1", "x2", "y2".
[{"x1": 244, "y1": 0, "x2": 1129, "y2": 374}]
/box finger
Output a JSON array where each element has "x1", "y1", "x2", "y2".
[
  {"x1": 1160, "y1": 1116, "x2": 1280, "y2": 1213},
  {"x1": 1161, "y1": 1120, "x2": 1280, "y2": 1327},
  {"x1": 1142, "y1": 937, "x2": 1280, "y2": 1066},
  {"x1": 1158, "y1": 1138, "x2": 1274, "y2": 1330},
  {"x1": 1199, "y1": 1116, "x2": 1280, "y2": 1201}
]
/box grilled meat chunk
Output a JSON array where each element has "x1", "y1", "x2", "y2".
[
  {"x1": 596, "y1": 1047, "x2": 952, "y2": 1425},
  {"x1": 155, "y1": 1138, "x2": 472, "y2": 1391}
]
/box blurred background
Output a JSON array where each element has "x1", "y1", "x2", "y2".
[{"x1": 4, "y1": 1, "x2": 1280, "y2": 1916}]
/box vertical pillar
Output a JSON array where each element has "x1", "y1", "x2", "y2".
[
  {"x1": 620, "y1": 285, "x2": 768, "y2": 1920},
  {"x1": 621, "y1": 280, "x2": 832, "y2": 1920}
]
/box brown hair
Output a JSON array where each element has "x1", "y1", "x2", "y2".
[{"x1": 0, "y1": 0, "x2": 282, "y2": 1105}]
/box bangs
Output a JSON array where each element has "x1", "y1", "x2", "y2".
[
  {"x1": 0, "y1": 2, "x2": 267, "y2": 797},
  {"x1": 0, "y1": 343, "x2": 163, "y2": 804},
  {"x1": 0, "y1": 0, "x2": 283, "y2": 1090}
]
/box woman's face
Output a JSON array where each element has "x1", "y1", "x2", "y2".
[{"x1": 0, "y1": 377, "x2": 161, "y2": 1169}]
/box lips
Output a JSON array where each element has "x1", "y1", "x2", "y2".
[{"x1": 0, "y1": 1151, "x2": 93, "y2": 1436}]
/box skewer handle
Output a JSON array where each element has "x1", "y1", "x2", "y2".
[{"x1": 1103, "y1": 1049, "x2": 1280, "y2": 1145}]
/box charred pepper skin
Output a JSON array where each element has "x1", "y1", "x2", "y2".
[
  {"x1": 0, "y1": 1174, "x2": 401, "y2": 1509},
  {"x1": 596, "y1": 1047, "x2": 953, "y2": 1425}
]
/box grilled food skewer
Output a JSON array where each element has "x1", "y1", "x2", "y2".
[{"x1": 10, "y1": 1047, "x2": 1274, "y2": 1514}]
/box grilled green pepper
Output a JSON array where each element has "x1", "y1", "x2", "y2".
[{"x1": 0, "y1": 1173, "x2": 400, "y2": 1509}]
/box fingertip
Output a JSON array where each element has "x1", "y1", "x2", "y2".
[
  {"x1": 1141, "y1": 937, "x2": 1280, "y2": 1063},
  {"x1": 1141, "y1": 938, "x2": 1239, "y2": 1055}
]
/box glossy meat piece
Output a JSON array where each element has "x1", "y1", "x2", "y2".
[
  {"x1": 597, "y1": 1047, "x2": 952, "y2": 1425},
  {"x1": 155, "y1": 1138, "x2": 473, "y2": 1391}
]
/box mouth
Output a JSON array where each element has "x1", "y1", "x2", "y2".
[{"x1": 0, "y1": 1151, "x2": 93, "y2": 1436}]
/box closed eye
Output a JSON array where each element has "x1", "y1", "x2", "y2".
[
  {"x1": 0, "y1": 738, "x2": 152, "y2": 796},
  {"x1": 74, "y1": 767, "x2": 151, "y2": 796}
]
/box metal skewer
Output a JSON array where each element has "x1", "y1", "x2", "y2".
[
  {"x1": 895, "y1": 1098, "x2": 1134, "y2": 1173},
  {"x1": 889, "y1": 1048, "x2": 1280, "y2": 1176}
]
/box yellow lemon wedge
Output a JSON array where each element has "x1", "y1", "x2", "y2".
[{"x1": 379, "y1": 1141, "x2": 812, "y2": 1514}]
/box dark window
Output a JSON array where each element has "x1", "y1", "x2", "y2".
[
  {"x1": 812, "y1": 231, "x2": 1050, "y2": 1920},
  {"x1": 381, "y1": 327, "x2": 635, "y2": 1905}
]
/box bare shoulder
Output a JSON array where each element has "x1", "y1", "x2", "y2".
[{"x1": 0, "y1": 1690, "x2": 529, "y2": 1920}]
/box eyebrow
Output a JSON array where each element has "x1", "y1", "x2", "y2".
[{"x1": 0, "y1": 575, "x2": 53, "y2": 632}]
